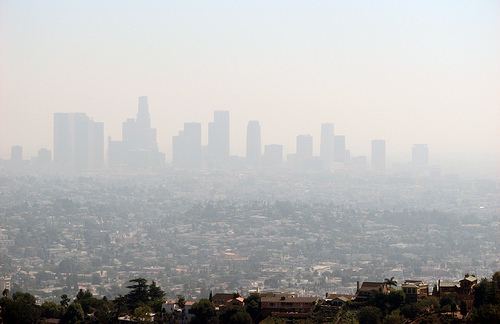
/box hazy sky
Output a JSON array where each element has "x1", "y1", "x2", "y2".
[{"x1": 1, "y1": 1, "x2": 499, "y2": 176}]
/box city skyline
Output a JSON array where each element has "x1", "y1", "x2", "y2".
[
  {"x1": 1, "y1": 2, "x2": 499, "y2": 177},
  {"x1": 0, "y1": 99, "x2": 496, "y2": 175}
]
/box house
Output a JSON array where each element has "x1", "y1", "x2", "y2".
[
  {"x1": 162, "y1": 300, "x2": 196, "y2": 323},
  {"x1": 438, "y1": 281, "x2": 460, "y2": 296},
  {"x1": 355, "y1": 281, "x2": 388, "y2": 301},
  {"x1": 260, "y1": 296, "x2": 319, "y2": 319},
  {"x1": 224, "y1": 296, "x2": 245, "y2": 307},
  {"x1": 211, "y1": 293, "x2": 235, "y2": 307},
  {"x1": 458, "y1": 276, "x2": 477, "y2": 297},
  {"x1": 401, "y1": 280, "x2": 428, "y2": 303},
  {"x1": 438, "y1": 275, "x2": 477, "y2": 299},
  {"x1": 324, "y1": 293, "x2": 355, "y2": 306}
]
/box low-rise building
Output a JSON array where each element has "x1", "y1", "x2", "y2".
[
  {"x1": 401, "y1": 280, "x2": 428, "y2": 303},
  {"x1": 324, "y1": 293, "x2": 355, "y2": 306},
  {"x1": 261, "y1": 296, "x2": 319, "y2": 319},
  {"x1": 355, "y1": 281, "x2": 388, "y2": 301}
]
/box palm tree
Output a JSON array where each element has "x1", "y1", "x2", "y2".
[{"x1": 384, "y1": 277, "x2": 397, "y2": 289}]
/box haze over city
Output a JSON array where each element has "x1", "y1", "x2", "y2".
[
  {"x1": 1, "y1": 1, "x2": 499, "y2": 177},
  {"x1": 1, "y1": 3, "x2": 500, "y2": 323}
]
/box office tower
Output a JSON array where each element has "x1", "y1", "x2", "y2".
[
  {"x1": 296, "y1": 135, "x2": 313, "y2": 158},
  {"x1": 54, "y1": 113, "x2": 103, "y2": 170},
  {"x1": 333, "y1": 135, "x2": 346, "y2": 162},
  {"x1": 350, "y1": 155, "x2": 367, "y2": 169},
  {"x1": 412, "y1": 144, "x2": 429, "y2": 168},
  {"x1": 89, "y1": 121, "x2": 104, "y2": 169},
  {"x1": 208, "y1": 110, "x2": 229, "y2": 168},
  {"x1": 371, "y1": 140, "x2": 386, "y2": 172},
  {"x1": 173, "y1": 122, "x2": 202, "y2": 169},
  {"x1": 320, "y1": 123, "x2": 334, "y2": 161},
  {"x1": 10, "y1": 146, "x2": 22, "y2": 162},
  {"x1": 109, "y1": 96, "x2": 163, "y2": 169},
  {"x1": 37, "y1": 148, "x2": 52, "y2": 165},
  {"x1": 122, "y1": 96, "x2": 158, "y2": 152},
  {"x1": 246, "y1": 121, "x2": 261, "y2": 168},
  {"x1": 262, "y1": 144, "x2": 283, "y2": 168}
]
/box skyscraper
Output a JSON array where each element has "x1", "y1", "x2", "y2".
[
  {"x1": 37, "y1": 148, "x2": 52, "y2": 165},
  {"x1": 334, "y1": 135, "x2": 346, "y2": 162},
  {"x1": 262, "y1": 144, "x2": 283, "y2": 168},
  {"x1": 109, "y1": 96, "x2": 163, "y2": 169},
  {"x1": 296, "y1": 135, "x2": 313, "y2": 158},
  {"x1": 10, "y1": 146, "x2": 22, "y2": 162},
  {"x1": 122, "y1": 96, "x2": 158, "y2": 153},
  {"x1": 54, "y1": 113, "x2": 103, "y2": 171},
  {"x1": 246, "y1": 121, "x2": 261, "y2": 168},
  {"x1": 173, "y1": 122, "x2": 202, "y2": 169},
  {"x1": 320, "y1": 123, "x2": 334, "y2": 162},
  {"x1": 412, "y1": 144, "x2": 429, "y2": 169},
  {"x1": 208, "y1": 110, "x2": 229, "y2": 168},
  {"x1": 371, "y1": 140, "x2": 386, "y2": 172}
]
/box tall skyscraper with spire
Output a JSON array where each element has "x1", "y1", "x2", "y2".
[
  {"x1": 246, "y1": 120, "x2": 261, "y2": 169},
  {"x1": 108, "y1": 96, "x2": 164, "y2": 169}
]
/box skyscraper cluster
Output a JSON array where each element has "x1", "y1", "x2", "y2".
[
  {"x1": 5, "y1": 96, "x2": 434, "y2": 175},
  {"x1": 108, "y1": 97, "x2": 164, "y2": 169},
  {"x1": 53, "y1": 112, "x2": 104, "y2": 171}
]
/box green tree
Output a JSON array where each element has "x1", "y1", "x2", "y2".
[
  {"x1": 41, "y1": 301, "x2": 64, "y2": 319},
  {"x1": 191, "y1": 298, "x2": 217, "y2": 324},
  {"x1": 148, "y1": 280, "x2": 165, "y2": 301},
  {"x1": 61, "y1": 293, "x2": 71, "y2": 307},
  {"x1": 401, "y1": 303, "x2": 420, "y2": 320},
  {"x1": 460, "y1": 300, "x2": 469, "y2": 316},
  {"x1": 357, "y1": 306, "x2": 383, "y2": 324},
  {"x1": 177, "y1": 295, "x2": 186, "y2": 309},
  {"x1": 126, "y1": 278, "x2": 150, "y2": 310},
  {"x1": 61, "y1": 302, "x2": 85, "y2": 324},
  {"x1": 384, "y1": 277, "x2": 397, "y2": 289},
  {"x1": 112, "y1": 294, "x2": 128, "y2": 320},
  {"x1": 383, "y1": 313, "x2": 404, "y2": 324},
  {"x1": 0, "y1": 292, "x2": 42, "y2": 324},
  {"x1": 387, "y1": 290, "x2": 405, "y2": 312},
  {"x1": 133, "y1": 305, "x2": 153, "y2": 323},
  {"x1": 244, "y1": 292, "x2": 261, "y2": 323},
  {"x1": 219, "y1": 305, "x2": 252, "y2": 324}
]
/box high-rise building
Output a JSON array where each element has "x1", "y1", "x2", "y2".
[
  {"x1": 10, "y1": 146, "x2": 22, "y2": 162},
  {"x1": 173, "y1": 122, "x2": 202, "y2": 169},
  {"x1": 208, "y1": 110, "x2": 229, "y2": 168},
  {"x1": 320, "y1": 123, "x2": 334, "y2": 162},
  {"x1": 122, "y1": 96, "x2": 158, "y2": 152},
  {"x1": 334, "y1": 135, "x2": 346, "y2": 162},
  {"x1": 54, "y1": 113, "x2": 103, "y2": 171},
  {"x1": 89, "y1": 121, "x2": 104, "y2": 169},
  {"x1": 262, "y1": 144, "x2": 283, "y2": 168},
  {"x1": 412, "y1": 144, "x2": 429, "y2": 169},
  {"x1": 37, "y1": 148, "x2": 52, "y2": 165},
  {"x1": 246, "y1": 121, "x2": 261, "y2": 168},
  {"x1": 371, "y1": 140, "x2": 386, "y2": 172},
  {"x1": 296, "y1": 135, "x2": 313, "y2": 158},
  {"x1": 109, "y1": 97, "x2": 163, "y2": 169}
]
